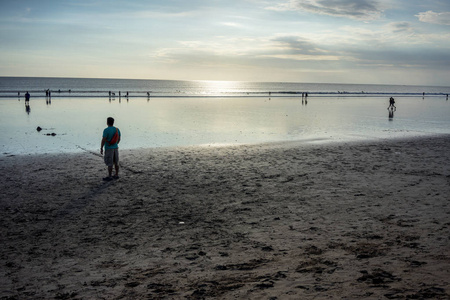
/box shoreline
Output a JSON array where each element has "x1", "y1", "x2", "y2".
[
  {"x1": 1, "y1": 135, "x2": 449, "y2": 299},
  {"x1": 3, "y1": 132, "x2": 449, "y2": 159}
]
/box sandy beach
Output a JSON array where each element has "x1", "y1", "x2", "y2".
[{"x1": 1, "y1": 135, "x2": 449, "y2": 299}]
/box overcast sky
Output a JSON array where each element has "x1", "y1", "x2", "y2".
[{"x1": 1, "y1": 0, "x2": 449, "y2": 86}]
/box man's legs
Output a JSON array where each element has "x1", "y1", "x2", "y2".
[
  {"x1": 113, "y1": 149, "x2": 119, "y2": 179},
  {"x1": 104, "y1": 149, "x2": 114, "y2": 180},
  {"x1": 104, "y1": 149, "x2": 119, "y2": 180},
  {"x1": 103, "y1": 166, "x2": 113, "y2": 181}
]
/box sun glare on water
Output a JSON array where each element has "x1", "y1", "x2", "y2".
[{"x1": 194, "y1": 80, "x2": 243, "y2": 95}]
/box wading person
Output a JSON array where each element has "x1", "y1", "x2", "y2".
[
  {"x1": 388, "y1": 97, "x2": 396, "y2": 109},
  {"x1": 100, "y1": 117, "x2": 121, "y2": 181}
]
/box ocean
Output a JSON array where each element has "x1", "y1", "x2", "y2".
[
  {"x1": 1, "y1": 77, "x2": 449, "y2": 98},
  {"x1": 1, "y1": 77, "x2": 449, "y2": 156}
]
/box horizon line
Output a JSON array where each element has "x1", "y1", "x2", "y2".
[{"x1": 0, "y1": 75, "x2": 449, "y2": 88}]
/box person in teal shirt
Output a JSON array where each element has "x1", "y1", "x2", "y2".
[{"x1": 100, "y1": 117, "x2": 121, "y2": 181}]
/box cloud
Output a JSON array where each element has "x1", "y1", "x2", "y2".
[
  {"x1": 268, "y1": 0, "x2": 386, "y2": 21},
  {"x1": 148, "y1": 36, "x2": 271, "y2": 67},
  {"x1": 351, "y1": 48, "x2": 450, "y2": 70},
  {"x1": 386, "y1": 22, "x2": 413, "y2": 34},
  {"x1": 271, "y1": 36, "x2": 328, "y2": 55},
  {"x1": 416, "y1": 11, "x2": 450, "y2": 25},
  {"x1": 261, "y1": 54, "x2": 340, "y2": 61},
  {"x1": 261, "y1": 36, "x2": 340, "y2": 61},
  {"x1": 220, "y1": 22, "x2": 244, "y2": 28}
]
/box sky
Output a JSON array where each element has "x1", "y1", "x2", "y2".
[{"x1": 1, "y1": 0, "x2": 450, "y2": 86}]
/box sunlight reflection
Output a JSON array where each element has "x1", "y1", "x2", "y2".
[{"x1": 193, "y1": 80, "x2": 242, "y2": 95}]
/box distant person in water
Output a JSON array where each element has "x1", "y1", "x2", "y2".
[
  {"x1": 101, "y1": 117, "x2": 121, "y2": 181},
  {"x1": 388, "y1": 97, "x2": 396, "y2": 109},
  {"x1": 25, "y1": 91, "x2": 30, "y2": 102}
]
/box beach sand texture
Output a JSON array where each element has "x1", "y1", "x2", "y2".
[{"x1": 1, "y1": 136, "x2": 449, "y2": 299}]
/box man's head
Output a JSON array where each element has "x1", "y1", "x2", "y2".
[{"x1": 107, "y1": 117, "x2": 115, "y2": 126}]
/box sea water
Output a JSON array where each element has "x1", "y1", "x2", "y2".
[
  {"x1": 1, "y1": 77, "x2": 449, "y2": 98},
  {"x1": 0, "y1": 77, "x2": 449, "y2": 156}
]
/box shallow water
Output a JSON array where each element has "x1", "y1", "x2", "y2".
[{"x1": 1, "y1": 96, "x2": 449, "y2": 156}]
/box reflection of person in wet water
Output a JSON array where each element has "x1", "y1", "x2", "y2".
[
  {"x1": 388, "y1": 97, "x2": 396, "y2": 109},
  {"x1": 25, "y1": 102, "x2": 31, "y2": 114},
  {"x1": 388, "y1": 107, "x2": 394, "y2": 120},
  {"x1": 46, "y1": 89, "x2": 52, "y2": 105},
  {"x1": 302, "y1": 92, "x2": 308, "y2": 105}
]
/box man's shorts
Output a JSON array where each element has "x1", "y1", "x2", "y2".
[{"x1": 104, "y1": 148, "x2": 119, "y2": 167}]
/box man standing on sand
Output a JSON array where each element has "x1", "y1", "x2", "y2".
[{"x1": 100, "y1": 117, "x2": 121, "y2": 181}]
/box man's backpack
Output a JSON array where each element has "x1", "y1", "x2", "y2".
[{"x1": 109, "y1": 128, "x2": 119, "y2": 145}]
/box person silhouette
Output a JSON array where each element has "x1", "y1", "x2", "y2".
[
  {"x1": 101, "y1": 117, "x2": 121, "y2": 181},
  {"x1": 388, "y1": 97, "x2": 396, "y2": 109}
]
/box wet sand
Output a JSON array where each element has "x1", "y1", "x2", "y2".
[{"x1": 1, "y1": 136, "x2": 449, "y2": 299}]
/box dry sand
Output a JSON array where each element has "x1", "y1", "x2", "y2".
[{"x1": 1, "y1": 136, "x2": 449, "y2": 299}]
